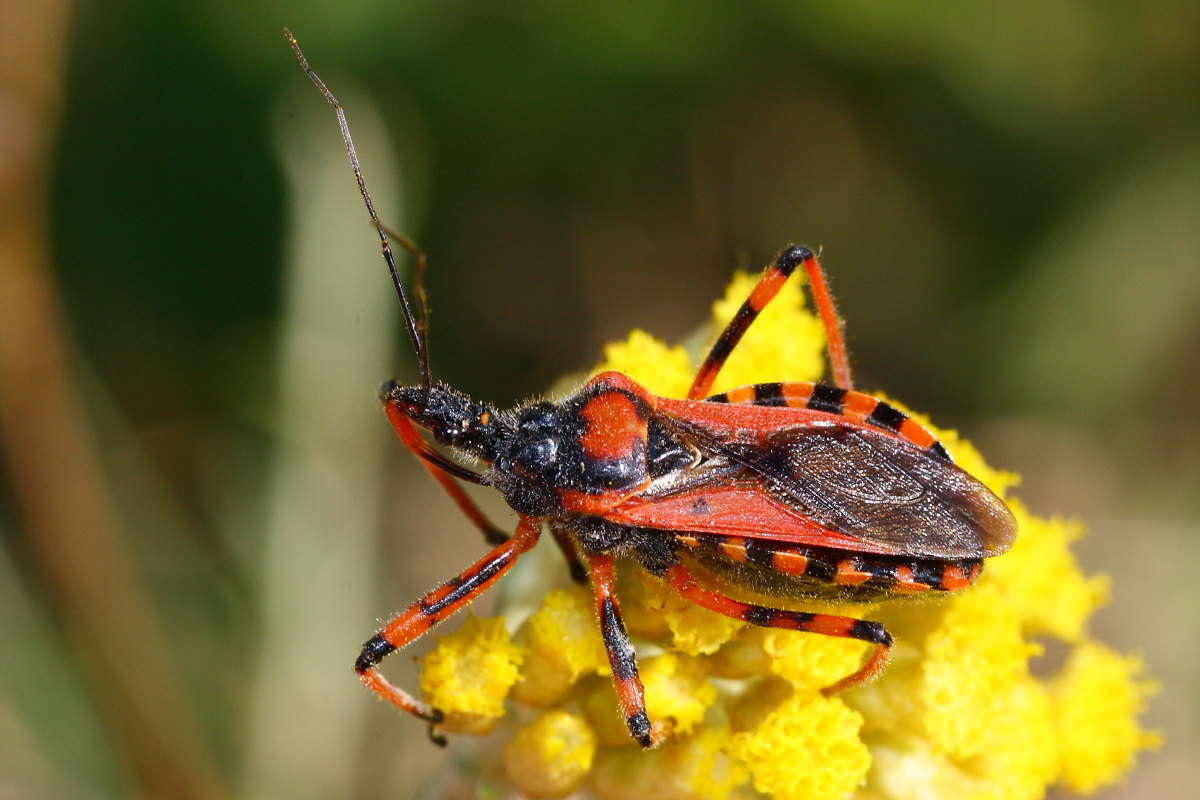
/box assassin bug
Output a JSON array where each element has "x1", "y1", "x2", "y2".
[{"x1": 285, "y1": 30, "x2": 1017, "y2": 749}]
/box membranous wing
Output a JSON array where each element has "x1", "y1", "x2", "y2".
[
  {"x1": 732, "y1": 424, "x2": 1014, "y2": 559},
  {"x1": 609, "y1": 415, "x2": 1016, "y2": 560}
]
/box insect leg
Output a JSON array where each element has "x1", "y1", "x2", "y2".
[
  {"x1": 383, "y1": 389, "x2": 510, "y2": 545},
  {"x1": 586, "y1": 553, "x2": 664, "y2": 748},
  {"x1": 354, "y1": 516, "x2": 541, "y2": 745},
  {"x1": 661, "y1": 561, "x2": 892, "y2": 692},
  {"x1": 688, "y1": 245, "x2": 852, "y2": 399},
  {"x1": 551, "y1": 525, "x2": 588, "y2": 583},
  {"x1": 701, "y1": 382, "x2": 953, "y2": 461}
]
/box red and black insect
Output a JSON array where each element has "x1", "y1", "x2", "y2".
[{"x1": 286, "y1": 30, "x2": 1017, "y2": 749}]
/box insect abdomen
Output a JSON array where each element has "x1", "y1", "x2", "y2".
[{"x1": 675, "y1": 531, "x2": 982, "y2": 603}]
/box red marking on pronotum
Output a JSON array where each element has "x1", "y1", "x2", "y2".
[{"x1": 286, "y1": 28, "x2": 1017, "y2": 750}]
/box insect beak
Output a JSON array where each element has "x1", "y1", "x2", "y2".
[{"x1": 379, "y1": 381, "x2": 427, "y2": 419}]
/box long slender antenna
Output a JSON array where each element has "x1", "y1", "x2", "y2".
[{"x1": 284, "y1": 28, "x2": 432, "y2": 391}]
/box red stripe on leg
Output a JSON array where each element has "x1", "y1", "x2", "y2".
[
  {"x1": 359, "y1": 668, "x2": 441, "y2": 720},
  {"x1": 662, "y1": 563, "x2": 754, "y2": 620},
  {"x1": 799, "y1": 614, "x2": 857, "y2": 638},
  {"x1": 799, "y1": 252, "x2": 852, "y2": 390},
  {"x1": 747, "y1": 267, "x2": 788, "y2": 311},
  {"x1": 688, "y1": 247, "x2": 814, "y2": 400},
  {"x1": 782, "y1": 382, "x2": 815, "y2": 408}
]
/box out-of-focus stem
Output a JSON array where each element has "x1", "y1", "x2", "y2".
[
  {"x1": 0, "y1": 2, "x2": 226, "y2": 797},
  {"x1": 237, "y1": 85, "x2": 401, "y2": 799}
]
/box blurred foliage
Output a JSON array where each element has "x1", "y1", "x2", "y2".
[{"x1": 0, "y1": 0, "x2": 1196, "y2": 798}]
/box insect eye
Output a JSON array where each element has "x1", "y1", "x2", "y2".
[{"x1": 433, "y1": 423, "x2": 464, "y2": 444}]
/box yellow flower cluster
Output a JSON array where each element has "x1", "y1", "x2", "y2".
[{"x1": 417, "y1": 269, "x2": 1158, "y2": 799}]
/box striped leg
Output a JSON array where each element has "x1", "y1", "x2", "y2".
[
  {"x1": 586, "y1": 553, "x2": 665, "y2": 748},
  {"x1": 661, "y1": 561, "x2": 893, "y2": 693},
  {"x1": 354, "y1": 516, "x2": 541, "y2": 745},
  {"x1": 688, "y1": 245, "x2": 852, "y2": 400},
  {"x1": 702, "y1": 382, "x2": 953, "y2": 463},
  {"x1": 383, "y1": 386, "x2": 509, "y2": 545}
]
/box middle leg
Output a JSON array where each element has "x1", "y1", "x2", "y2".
[{"x1": 586, "y1": 552, "x2": 665, "y2": 748}]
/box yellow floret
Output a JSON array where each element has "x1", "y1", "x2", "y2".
[
  {"x1": 589, "y1": 725, "x2": 749, "y2": 800},
  {"x1": 727, "y1": 675, "x2": 795, "y2": 734},
  {"x1": 512, "y1": 587, "x2": 610, "y2": 707},
  {"x1": 964, "y1": 677, "x2": 1059, "y2": 800},
  {"x1": 503, "y1": 710, "x2": 597, "y2": 799},
  {"x1": 839, "y1": 640, "x2": 925, "y2": 736},
  {"x1": 918, "y1": 584, "x2": 1040, "y2": 759},
  {"x1": 418, "y1": 615, "x2": 524, "y2": 727},
  {"x1": 855, "y1": 679, "x2": 1059, "y2": 800},
  {"x1": 760, "y1": 627, "x2": 872, "y2": 693},
  {"x1": 592, "y1": 329, "x2": 694, "y2": 398},
  {"x1": 672, "y1": 726, "x2": 750, "y2": 800},
  {"x1": 641, "y1": 653, "x2": 718, "y2": 737},
  {"x1": 729, "y1": 691, "x2": 871, "y2": 800},
  {"x1": 637, "y1": 571, "x2": 745, "y2": 655},
  {"x1": 863, "y1": 731, "x2": 978, "y2": 800},
  {"x1": 1052, "y1": 642, "x2": 1161, "y2": 793},
  {"x1": 707, "y1": 625, "x2": 775, "y2": 679},
  {"x1": 707, "y1": 270, "x2": 827, "y2": 392},
  {"x1": 983, "y1": 500, "x2": 1110, "y2": 643}
]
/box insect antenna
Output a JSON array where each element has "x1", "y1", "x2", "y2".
[
  {"x1": 381, "y1": 221, "x2": 431, "y2": 384},
  {"x1": 284, "y1": 28, "x2": 433, "y2": 392}
]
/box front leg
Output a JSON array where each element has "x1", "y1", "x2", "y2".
[
  {"x1": 382, "y1": 388, "x2": 510, "y2": 546},
  {"x1": 354, "y1": 516, "x2": 541, "y2": 744}
]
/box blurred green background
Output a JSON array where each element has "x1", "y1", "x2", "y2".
[{"x1": 0, "y1": 1, "x2": 1196, "y2": 797}]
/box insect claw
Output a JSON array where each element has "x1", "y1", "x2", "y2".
[{"x1": 427, "y1": 723, "x2": 448, "y2": 748}]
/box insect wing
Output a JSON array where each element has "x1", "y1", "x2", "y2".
[
  {"x1": 748, "y1": 424, "x2": 1014, "y2": 559},
  {"x1": 610, "y1": 404, "x2": 1016, "y2": 560}
]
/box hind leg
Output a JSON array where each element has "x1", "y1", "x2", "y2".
[{"x1": 688, "y1": 245, "x2": 852, "y2": 399}]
